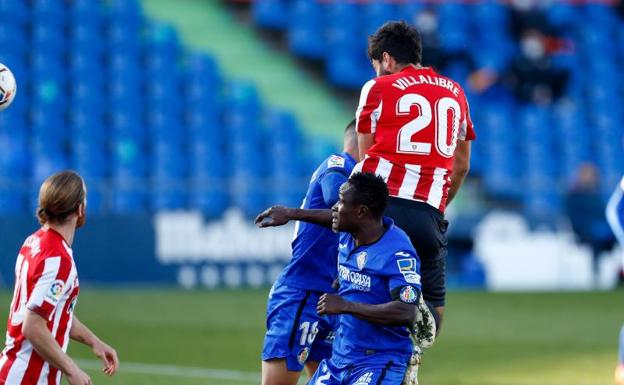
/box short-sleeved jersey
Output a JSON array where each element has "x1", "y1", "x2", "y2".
[
  {"x1": 332, "y1": 217, "x2": 421, "y2": 366},
  {"x1": 0, "y1": 228, "x2": 80, "y2": 385},
  {"x1": 276, "y1": 152, "x2": 357, "y2": 293},
  {"x1": 354, "y1": 66, "x2": 476, "y2": 213}
]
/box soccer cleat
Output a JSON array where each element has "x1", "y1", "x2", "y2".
[
  {"x1": 402, "y1": 297, "x2": 437, "y2": 385},
  {"x1": 412, "y1": 296, "x2": 436, "y2": 349},
  {"x1": 616, "y1": 363, "x2": 624, "y2": 385},
  {"x1": 402, "y1": 345, "x2": 421, "y2": 385}
]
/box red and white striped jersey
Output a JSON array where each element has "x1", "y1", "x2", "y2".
[
  {"x1": 0, "y1": 228, "x2": 80, "y2": 385},
  {"x1": 354, "y1": 66, "x2": 476, "y2": 213}
]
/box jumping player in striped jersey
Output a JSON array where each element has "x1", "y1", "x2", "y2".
[
  {"x1": 607, "y1": 176, "x2": 624, "y2": 385},
  {"x1": 0, "y1": 171, "x2": 118, "y2": 385},
  {"x1": 354, "y1": 21, "x2": 475, "y2": 384},
  {"x1": 355, "y1": 21, "x2": 475, "y2": 331}
]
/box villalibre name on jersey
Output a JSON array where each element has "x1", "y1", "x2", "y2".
[{"x1": 391, "y1": 74, "x2": 460, "y2": 96}]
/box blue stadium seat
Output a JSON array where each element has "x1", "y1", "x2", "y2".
[
  {"x1": 0, "y1": 0, "x2": 28, "y2": 26},
  {"x1": 189, "y1": 178, "x2": 228, "y2": 218},
  {"x1": 150, "y1": 178, "x2": 187, "y2": 211},
  {"x1": 111, "y1": 139, "x2": 147, "y2": 178},
  {"x1": 31, "y1": 0, "x2": 65, "y2": 27},
  {"x1": 363, "y1": 1, "x2": 399, "y2": 36},
  {"x1": 110, "y1": 180, "x2": 146, "y2": 214},
  {"x1": 68, "y1": 24, "x2": 104, "y2": 54},
  {"x1": 31, "y1": 23, "x2": 65, "y2": 54},
  {"x1": 31, "y1": 152, "x2": 69, "y2": 188},
  {"x1": 0, "y1": 179, "x2": 26, "y2": 215},
  {"x1": 230, "y1": 173, "x2": 266, "y2": 218},
  {"x1": 253, "y1": 0, "x2": 287, "y2": 30},
  {"x1": 190, "y1": 142, "x2": 226, "y2": 180},
  {"x1": 0, "y1": 24, "x2": 28, "y2": 55},
  {"x1": 288, "y1": 0, "x2": 325, "y2": 59}
]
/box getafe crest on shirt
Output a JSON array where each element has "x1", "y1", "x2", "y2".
[{"x1": 356, "y1": 251, "x2": 367, "y2": 270}]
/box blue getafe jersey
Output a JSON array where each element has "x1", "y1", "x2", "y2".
[
  {"x1": 276, "y1": 152, "x2": 357, "y2": 293},
  {"x1": 332, "y1": 217, "x2": 422, "y2": 366}
]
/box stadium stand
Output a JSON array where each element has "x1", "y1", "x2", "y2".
[
  {"x1": 248, "y1": 0, "x2": 624, "y2": 225},
  {"x1": 0, "y1": 0, "x2": 310, "y2": 218}
]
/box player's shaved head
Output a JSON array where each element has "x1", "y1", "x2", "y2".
[{"x1": 344, "y1": 119, "x2": 357, "y2": 155}]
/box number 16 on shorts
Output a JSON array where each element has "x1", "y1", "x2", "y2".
[{"x1": 299, "y1": 321, "x2": 319, "y2": 345}]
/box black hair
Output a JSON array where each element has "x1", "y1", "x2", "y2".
[
  {"x1": 347, "y1": 172, "x2": 388, "y2": 219},
  {"x1": 367, "y1": 20, "x2": 422, "y2": 65}
]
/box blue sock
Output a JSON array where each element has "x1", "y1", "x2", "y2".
[{"x1": 619, "y1": 325, "x2": 624, "y2": 364}]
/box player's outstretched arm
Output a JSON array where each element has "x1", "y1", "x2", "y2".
[
  {"x1": 255, "y1": 206, "x2": 333, "y2": 228},
  {"x1": 446, "y1": 140, "x2": 471, "y2": 206},
  {"x1": 70, "y1": 316, "x2": 119, "y2": 376},
  {"x1": 317, "y1": 294, "x2": 416, "y2": 327},
  {"x1": 22, "y1": 310, "x2": 92, "y2": 385}
]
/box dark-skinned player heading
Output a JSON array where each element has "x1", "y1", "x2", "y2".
[{"x1": 256, "y1": 173, "x2": 421, "y2": 385}]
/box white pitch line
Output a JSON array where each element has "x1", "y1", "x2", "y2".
[{"x1": 75, "y1": 359, "x2": 261, "y2": 382}]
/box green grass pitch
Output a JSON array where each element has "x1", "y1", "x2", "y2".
[{"x1": 0, "y1": 289, "x2": 619, "y2": 385}]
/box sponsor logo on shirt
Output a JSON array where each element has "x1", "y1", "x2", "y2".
[
  {"x1": 399, "y1": 286, "x2": 419, "y2": 304},
  {"x1": 45, "y1": 280, "x2": 65, "y2": 304},
  {"x1": 397, "y1": 257, "x2": 421, "y2": 285},
  {"x1": 339, "y1": 265, "x2": 371, "y2": 292},
  {"x1": 353, "y1": 372, "x2": 373, "y2": 385},
  {"x1": 327, "y1": 155, "x2": 345, "y2": 169},
  {"x1": 356, "y1": 252, "x2": 367, "y2": 270}
]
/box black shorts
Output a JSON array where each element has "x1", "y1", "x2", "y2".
[{"x1": 385, "y1": 197, "x2": 448, "y2": 308}]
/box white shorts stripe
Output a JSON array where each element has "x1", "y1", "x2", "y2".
[
  {"x1": 427, "y1": 167, "x2": 448, "y2": 209},
  {"x1": 351, "y1": 161, "x2": 364, "y2": 175},
  {"x1": 397, "y1": 164, "x2": 422, "y2": 201},
  {"x1": 374, "y1": 157, "x2": 393, "y2": 183}
]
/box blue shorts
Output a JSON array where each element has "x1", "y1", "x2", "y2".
[
  {"x1": 262, "y1": 283, "x2": 337, "y2": 372},
  {"x1": 308, "y1": 358, "x2": 406, "y2": 385}
]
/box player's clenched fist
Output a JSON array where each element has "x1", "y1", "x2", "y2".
[
  {"x1": 255, "y1": 206, "x2": 292, "y2": 227},
  {"x1": 317, "y1": 293, "x2": 348, "y2": 315}
]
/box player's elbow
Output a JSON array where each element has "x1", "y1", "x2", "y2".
[
  {"x1": 22, "y1": 319, "x2": 36, "y2": 340},
  {"x1": 454, "y1": 161, "x2": 470, "y2": 178},
  {"x1": 22, "y1": 310, "x2": 44, "y2": 341}
]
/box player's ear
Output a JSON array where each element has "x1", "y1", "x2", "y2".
[
  {"x1": 382, "y1": 52, "x2": 392, "y2": 71},
  {"x1": 357, "y1": 204, "x2": 369, "y2": 219}
]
